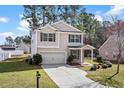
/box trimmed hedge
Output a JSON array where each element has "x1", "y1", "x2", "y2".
[
  {"x1": 33, "y1": 53, "x2": 42, "y2": 65},
  {"x1": 101, "y1": 64, "x2": 108, "y2": 69},
  {"x1": 103, "y1": 61, "x2": 112, "y2": 68},
  {"x1": 90, "y1": 64, "x2": 97, "y2": 71},
  {"x1": 67, "y1": 55, "x2": 76, "y2": 64}
]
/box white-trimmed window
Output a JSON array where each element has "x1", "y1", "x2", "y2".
[
  {"x1": 41, "y1": 33, "x2": 55, "y2": 42},
  {"x1": 69, "y1": 34, "x2": 81, "y2": 43},
  {"x1": 70, "y1": 50, "x2": 80, "y2": 59}
]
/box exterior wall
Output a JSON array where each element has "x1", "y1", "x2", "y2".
[
  {"x1": 37, "y1": 32, "x2": 84, "y2": 53},
  {"x1": 31, "y1": 22, "x2": 85, "y2": 64},
  {"x1": 37, "y1": 26, "x2": 59, "y2": 48},
  {"x1": 37, "y1": 32, "x2": 84, "y2": 63},
  {"x1": 31, "y1": 31, "x2": 37, "y2": 55}
]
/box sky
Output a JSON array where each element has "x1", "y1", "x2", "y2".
[{"x1": 0, "y1": 5, "x2": 124, "y2": 44}]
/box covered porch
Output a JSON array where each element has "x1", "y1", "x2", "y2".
[{"x1": 68, "y1": 44, "x2": 95, "y2": 65}]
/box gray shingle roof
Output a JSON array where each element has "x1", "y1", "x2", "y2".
[{"x1": 99, "y1": 35, "x2": 124, "y2": 60}]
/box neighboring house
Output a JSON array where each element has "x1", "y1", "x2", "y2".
[
  {"x1": 99, "y1": 35, "x2": 124, "y2": 61},
  {"x1": 0, "y1": 45, "x2": 13, "y2": 61},
  {"x1": 17, "y1": 41, "x2": 31, "y2": 53},
  {"x1": 0, "y1": 45, "x2": 24, "y2": 56},
  {"x1": 31, "y1": 21, "x2": 95, "y2": 64},
  {"x1": 0, "y1": 45, "x2": 16, "y2": 51}
]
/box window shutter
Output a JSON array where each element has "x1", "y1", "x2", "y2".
[
  {"x1": 54, "y1": 34, "x2": 55, "y2": 42},
  {"x1": 40, "y1": 33, "x2": 42, "y2": 41},
  {"x1": 69, "y1": 34, "x2": 70, "y2": 42},
  {"x1": 80, "y1": 35, "x2": 81, "y2": 43}
]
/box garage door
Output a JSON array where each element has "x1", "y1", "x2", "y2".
[{"x1": 41, "y1": 52, "x2": 66, "y2": 64}]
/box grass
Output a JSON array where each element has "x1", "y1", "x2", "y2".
[
  {"x1": 84, "y1": 58, "x2": 97, "y2": 64},
  {"x1": 80, "y1": 58, "x2": 124, "y2": 88},
  {"x1": 79, "y1": 58, "x2": 97, "y2": 71},
  {"x1": 0, "y1": 55, "x2": 58, "y2": 88}
]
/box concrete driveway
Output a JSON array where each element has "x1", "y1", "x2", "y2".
[{"x1": 42, "y1": 64, "x2": 110, "y2": 88}]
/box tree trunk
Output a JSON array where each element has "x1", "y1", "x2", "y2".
[{"x1": 108, "y1": 54, "x2": 120, "y2": 79}]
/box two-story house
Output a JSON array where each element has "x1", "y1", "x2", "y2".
[{"x1": 31, "y1": 21, "x2": 95, "y2": 64}]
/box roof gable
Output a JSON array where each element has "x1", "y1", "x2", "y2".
[
  {"x1": 36, "y1": 20, "x2": 83, "y2": 33},
  {"x1": 51, "y1": 21, "x2": 82, "y2": 33},
  {"x1": 39, "y1": 25, "x2": 57, "y2": 31},
  {"x1": 37, "y1": 25, "x2": 57, "y2": 33},
  {"x1": 99, "y1": 35, "x2": 123, "y2": 52},
  {"x1": 19, "y1": 41, "x2": 30, "y2": 47}
]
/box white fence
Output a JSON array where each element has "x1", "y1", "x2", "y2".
[
  {"x1": 0, "y1": 51, "x2": 11, "y2": 61},
  {"x1": 0, "y1": 50, "x2": 24, "y2": 61},
  {"x1": 3, "y1": 50, "x2": 24, "y2": 56}
]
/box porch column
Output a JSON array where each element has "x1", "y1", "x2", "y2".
[
  {"x1": 91, "y1": 49, "x2": 93, "y2": 62},
  {"x1": 81, "y1": 49, "x2": 83, "y2": 64}
]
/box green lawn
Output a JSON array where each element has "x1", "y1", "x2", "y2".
[
  {"x1": 80, "y1": 58, "x2": 124, "y2": 88},
  {"x1": 0, "y1": 55, "x2": 58, "y2": 88}
]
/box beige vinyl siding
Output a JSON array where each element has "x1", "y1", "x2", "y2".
[
  {"x1": 37, "y1": 26, "x2": 59, "y2": 48},
  {"x1": 37, "y1": 33, "x2": 83, "y2": 52},
  {"x1": 37, "y1": 32, "x2": 83, "y2": 63}
]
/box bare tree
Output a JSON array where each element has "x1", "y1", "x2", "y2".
[{"x1": 106, "y1": 16, "x2": 124, "y2": 79}]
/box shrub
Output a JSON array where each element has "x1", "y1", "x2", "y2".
[
  {"x1": 107, "y1": 64, "x2": 112, "y2": 68},
  {"x1": 95, "y1": 64, "x2": 100, "y2": 69},
  {"x1": 25, "y1": 56, "x2": 33, "y2": 65},
  {"x1": 96, "y1": 55, "x2": 103, "y2": 63},
  {"x1": 90, "y1": 64, "x2": 97, "y2": 71},
  {"x1": 103, "y1": 61, "x2": 112, "y2": 68},
  {"x1": 25, "y1": 58, "x2": 28, "y2": 63},
  {"x1": 28, "y1": 57, "x2": 33, "y2": 64},
  {"x1": 67, "y1": 55, "x2": 76, "y2": 64},
  {"x1": 33, "y1": 53, "x2": 42, "y2": 65},
  {"x1": 24, "y1": 51, "x2": 27, "y2": 54},
  {"x1": 101, "y1": 64, "x2": 108, "y2": 69}
]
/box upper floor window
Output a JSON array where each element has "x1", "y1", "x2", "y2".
[
  {"x1": 69, "y1": 34, "x2": 81, "y2": 43},
  {"x1": 40, "y1": 33, "x2": 55, "y2": 42}
]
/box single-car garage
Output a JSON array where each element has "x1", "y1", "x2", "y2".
[{"x1": 41, "y1": 52, "x2": 66, "y2": 64}]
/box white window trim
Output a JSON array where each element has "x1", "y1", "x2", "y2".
[
  {"x1": 70, "y1": 50, "x2": 79, "y2": 59},
  {"x1": 41, "y1": 33, "x2": 55, "y2": 42},
  {"x1": 38, "y1": 32, "x2": 60, "y2": 48},
  {"x1": 69, "y1": 34, "x2": 81, "y2": 43}
]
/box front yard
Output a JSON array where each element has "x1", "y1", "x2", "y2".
[
  {"x1": 0, "y1": 55, "x2": 58, "y2": 88},
  {"x1": 80, "y1": 59, "x2": 124, "y2": 88}
]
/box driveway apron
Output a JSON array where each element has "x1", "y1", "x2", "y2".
[{"x1": 42, "y1": 64, "x2": 110, "y2": 88}]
